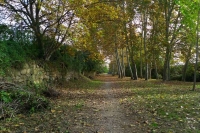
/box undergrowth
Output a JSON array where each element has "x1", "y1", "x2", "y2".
[{"x1": 0, "y1": 82, "x2": 50, "y2": 120}]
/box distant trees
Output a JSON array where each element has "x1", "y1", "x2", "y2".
[
  {"x1": 0, "y1": 0, "x2": 200, "y2": 82},
  {"x1": 106, "y1": 0, "x2": 200, "y2": 83}
]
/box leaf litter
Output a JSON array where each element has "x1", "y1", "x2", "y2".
[{"x1": 0, "y1": 75, "x2": 200, "y2": 132}]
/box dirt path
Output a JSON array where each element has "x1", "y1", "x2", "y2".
[
  {"x1": 68, "y1": 75, "x2": 149, "y2": 133},
  {"x1": 95, "y1": 82, "x2": 126, "y2": 133},
  {"x1": 0, "y1": 75, "x2": 149, "y2": 133},
  {"x1": 1, "y1": 75, "x2": 199, "y2": 132},
  {"x1": 93, "y1": 81, "x2": 132, "y2": 133}
]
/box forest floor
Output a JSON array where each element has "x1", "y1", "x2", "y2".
[{"x1": 0, "y1": 74, "x2": 200, "y2": 133}]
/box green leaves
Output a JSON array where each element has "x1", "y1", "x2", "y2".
[
  {"x1": 0, "y1": 91, "x2": 12, "y2": 103},
  {"x1": 177, "y1": 0, "x2": 200, "y2": 29}
]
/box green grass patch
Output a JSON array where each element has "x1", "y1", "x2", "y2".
[
  {"x1": 74, "y1": 100, "x2": 85, "y2": 110},
  {"x1": 67, "y1": 77, "x2": 103, "y2": 91},
  {"x1": 125, "y1": 80, "x2": 200, "y2": 132}
]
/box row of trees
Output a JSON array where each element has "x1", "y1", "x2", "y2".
[
  {"x1": 0, "y1": 0, "x2": 199, "y2": 88},
  {"x1": 104, "y1": 0, "x2": 199, "y2": 89}
]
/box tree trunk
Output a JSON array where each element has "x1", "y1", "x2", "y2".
[
  {"x1": 182, "y1": 59, "x2": 189, "y2": 82},
  {"x1": 126, "y1": 47, "x2": 134, "y2": 79},
  {"x1": 123, "y1": 20, "x2": 134, "y2": 79},
  {"x1": 140, "y1": 37, "x2": 143, "y2": 79},
  {"x1": 121, "y1": 48, "x2": 125, "y2": 77},
  {"x1": 132, "y1": 62, "x2": 138, "y2": 80},
  {"x1": 115, "y1": 47, "x2": 123, "y2": 79},
  {"x1": 127, "y1": 45, "x2": 138, "y2": 80},
  {"x1": 192, "y1": 6, "x2": 200, "y2": 91},
  {"x1": 182, "y1": 43, "x2": 192, "y2": 81},
  {"x1": 149, "y1": 62, "x2": 152, "y2": 79},
  {"x1": 143, "y1": 9, "x2": 148, "y2": 80},
  {"x1": 112, "y1": 61, "x2": 115, "y2": 76},
  {"x1": 128, "y1": 23, "x2": 138, "y2": 80},
  {"x1": 161, "y1": 0, "x2": 177, "y2": 81},
  {"x1": 154, "y1": 59, "x2": 159, "y2": 79},
  {"x1": 163, "y1": 46, "x2": 171, "y2": 81}
]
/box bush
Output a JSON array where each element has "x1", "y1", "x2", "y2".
[
  {"x1": 184, "y1": 64, "x2": 200, "y2": 82},
  {"x1": 50, "y1": 47, "x2": 105, "y2": 74},
  {"x1": 0, "y1": 41, "x2": 27, "y2": 75},
  {"x1": 96, "y1": 65, "x2": 109, "y2": 74},
  {"x1": 170, "y1": 65, "x2": 183, "y2": 81},
  {"x1": 170, "y1": 64, "x2": 200, "y2": 82},
  {"x1": 0, "y1": 82, "x2": 50, "y2": 120}
]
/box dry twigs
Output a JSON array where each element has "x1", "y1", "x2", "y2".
[{"x1": 0, "y1": 82, "x2": 49, "y2": 120}]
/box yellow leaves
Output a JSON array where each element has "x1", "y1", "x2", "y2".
[
  {"x1": 76, "y1": 1, "x2": 121, "y2": 24},
  {"x1": 51, "y1": 109, "x2": 56, "y2": 113},
  {"x1": 88, "y1": 51, "x2": 103, "y2": 61},
  {"x1": 66, "y1": 47, "x2": 76, "y2": 56},
  {"x1": 0, "y1": 0, "x2": 5, "y2": 4},
  {"x1": 36, "y1": 0, "x2": 42, "y2": 9},
  {"x1": 14, "y1": 124, "x2": 20, "y2": 127}
]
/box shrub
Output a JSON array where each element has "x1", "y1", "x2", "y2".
[
  {"x1": 50, "y1": 46, "x2": 105, "y2": 74},
  {"x1": 170, "y1": 65, "x2": 183, "y2": 81},
  {"x1": 0, "y1": 41, "x2": 27, "y2": 75},
  {"x1": 0, "y1": 82, "x2": 50, "y2": 120},
  {"x1": 170, "y1": 64, "x2": 200, "y2": 82},
  {"x1": 96, "y1": 65, "x2": 109, "y2": 74}
]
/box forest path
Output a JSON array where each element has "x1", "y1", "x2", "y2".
[
  {"x1": 68, "y1": 75, "x2": 149, "y2": 133},
  {"x1": 92, "y1": 80, "x2": 132, "y2": 133},
  {"x1": 0, "y1": 75, "x2": 149, "y2": 133},
  {"x1": 1, "y1": 74, "x2": 198, "y2": 132}
]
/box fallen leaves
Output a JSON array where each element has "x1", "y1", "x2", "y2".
[
  {"x1": 0, "y1": 76, "x2": 199, "y2": 132},
  {"x1": 124, "y1": 80, "x2": 200, "y2": 132},
  {"x1": 51, "y1": 109, "x2": 56, "y2": 113}
]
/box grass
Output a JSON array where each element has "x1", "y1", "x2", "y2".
[
  {"x1": 0, "y1": 76, "x2": 102, "y2": 133},
  {"x1": 66, "y1": 76, "x2": 102, "y2": 90},
  {"x1": 74, "y1": 100, "x2": 85, "y2": 110},
  {"x1": 1, "y1": 76, "x2": 200, "y2": 132},
  {"x1": 120, "y1": 80, "x2": 200, "y2": 132}
]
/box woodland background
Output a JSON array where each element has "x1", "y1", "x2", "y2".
[
  {"x1": 0, "y1": 0, "x2": 199, "y2": 104},
  {"x1": 0, "y1": 0, "x2": 199, "y2": 84}
]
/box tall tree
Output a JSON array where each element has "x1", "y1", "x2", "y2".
[
  {"x1": 121, "y1": 0, "x2": 139, "y2": 79},
  {"x1": 0, "y1": 0, "x2": 76, "y2": 60},
  {"x1": 193, "y1": 2, "x2": 200, "y2": 91},
  {"x1": 158, "y1": 0, "x2": 181, "y2": 81},
  {"x1": 177, "y1": 0, "x2": 200, "y2": 90},
  {"x1": 142, "y1": 8, "x2": 149, "y2": 80}
]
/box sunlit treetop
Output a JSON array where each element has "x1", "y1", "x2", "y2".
[{"x1": 176, "y1": 0, "x2": 200, "y2": 29}]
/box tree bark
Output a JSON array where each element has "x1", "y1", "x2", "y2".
[
  {"x1": 127, "y1": 44, "x2": 138, "y2": 80},
  {"x1": 121, "y1": 48, "x2": 125, "y2": 77},
  {"x1": 182, "y1": 43, "x2": 192, "y2": 81},
  {"x1": 143, "y1": 9, "x2": 148, "y2": 80},
  {"x1": 128, "y1": 23, "x2": 138, "y2": 80},
  {"x1": 192, "y1": 6, "x2": 200, "y2": 91},
  {"x1": 115, "y1": 47, "x2": 123, "y2": 78},
  {"x1": 149, "y1": 62, "x2": 152, "y2": 79},
  {"x1": 123, "y1": 20, "x2": 134, "y2": 79},
  {"x1": 112, "y1": 61, "x2": 115, "y2": 76},
  {"x1": 126, "y1": 47, "x2": 134, "y2": 79},
  {"x1": 154, "y1": 59, "x2": 159, "y2": 79},
  {"x1": 140, "y1": 37, "x2": 143, "y2": 79}
]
